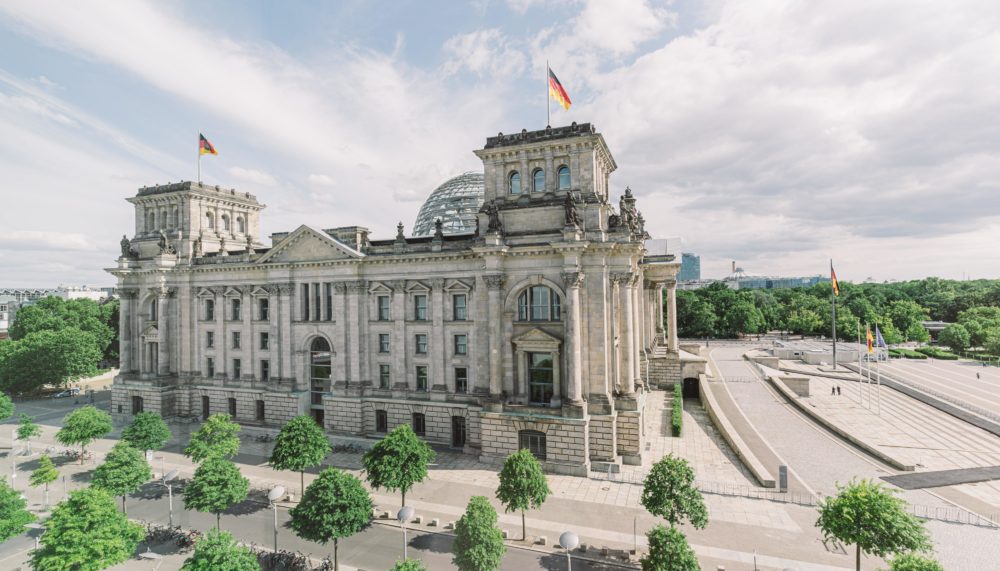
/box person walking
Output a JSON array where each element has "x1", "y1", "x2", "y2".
[{"x1": 837, "y1": 386, "x2": 842, "y2": 396}]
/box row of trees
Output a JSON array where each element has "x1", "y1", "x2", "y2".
[
  {"x1": 0, "y1": 297, "x2": 119, "y2": 395},
  {"x1": 676, "y1": 277, "x2": 1000, "y2": 344}
]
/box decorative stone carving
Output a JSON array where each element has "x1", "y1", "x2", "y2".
[
  {"x1": 120, "y1": 235, "x2": 132, "y2": 258},
  {"x1": 388, "y1": 280, "x2": 407, "y2": 293},
  {"x1": 345, "y1": 280, "x2": 368, "y2": 293},
  {"x1": 332, "y1": 282, "x2": 347, "y2": 294},
  {"x1": 564, "y1": 194, "x2": 582, "y2": 228},
  {"x1": 611, "y1": 271, "x2": 635, "y2": 285},
  {"x1": 433, "y1": 219, "x2": 443, "y2": 240},
  {"x1": 483, "y1": 274, "x2": 505, "y2": 290},
  {"x1": 218, "y1": 236, "x2": 228, "y2": 256},
  {"x1": 429, "y1": 278, "x2": 445, "y2": 290},
  {"x1": 157, "y1": 230, "x2": 176, "y2": 255},
  {"x1": 561, "y1": 271, "x2": 584, "y2": 288},
  {"x1": 118, "y1": 288, "x2": 139, "y2": 299},
  {"x1": 485, "y1": 202, "x2": 503, "y2": 235},
  {"x1": 193, "y1": 236, "x2": 203, "y2": 257},
  {"x1": 245, "y1": 234, "x2": 254, "y2": 252},
  {"x1": 276, "y1": 283, "x2": 295, "y2": 295},
  {"x1": 396, "y1": 222, "x2": 405, "y2": 241}
]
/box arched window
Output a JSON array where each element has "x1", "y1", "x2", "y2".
[
  {"x1": 237, "y1": 216, "x2": 246, "y2": 234},
  {"x1": 221, "y1": 214, "x2": 230, "y2": 231},
  {"x1": 509, "y1": 171, "x2": 521, "y2": 195},
  {"x1": 171, "y1": 208, "x2": 178, "y2": 228},
  {"x1": 149, "y1": 298, "x2": 158, "y2": 321},
  {"x1": 532, "y1": 169, "x2": 544, "y2": 192},
  {"x1": 148, "y1": 211, "x2": 156, "y2": 231},
  {"x1": 310, "y1": 337, "x2": 332, "y2": 404},
  {"x1": 205, "y1": 212, "x2": 214, "y2": 229},
  {"x1": 517, "y1": 286, "x2": 561, "y2": 321},
  {"x1": 558, "y1": 165, "x2": 570, "y2": 189},
  {"x1": 518, "y1": 430, "x2": 546, "y2": 461}
]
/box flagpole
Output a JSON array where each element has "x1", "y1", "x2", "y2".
[
  {"x1": 856, "y1": 321, "x2": 862, "y2": 405},
  {"x1": 546, "y1": 60, "x2": 551, "y2": 127},
  {"x1": 197, "y1": 133, "x2": 202, "y2": 184},
  {"x1": 831, "y1": 259, "x2": 837, "y2": 369}
]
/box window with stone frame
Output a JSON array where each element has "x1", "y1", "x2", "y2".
[
  {"x1": 416, "y1": 366, "x2": 428, "y2": 391},
  {"x1": 452, "y1": 293, "x2": 467, "y2": 321},
  {"x1": 413, "y1": 294, "x2": 428, "y2": 321},
  {"x1": 258, "y1": 298, "x2": 269, "y2": 321},
  {"x1": 519, "y1": 430, "x2": 547, "y2": 461},
  {"x1": 232, "y1": 358, "x2": 241, "y2": 379},
  {"x1": 377, "y1": 295, "x2": 390, "y2": 321},
  {"x1": 517, "y1": 285, "x2": 561, "y2": 321},
  {"x1": 455, "y1": 367, "x2": 468, "y2": 393},
  {"x1": 230, "y1": 298, "x2": 241, "y2": 321},
  {"x1": 378, "y1": 333, "x2": 390, "y2": 353},
  {"x1": 131, "y1": 396, "x2": 143, "y2": 415},
  {"x1": 260, "y1": 332, "x2": 269, "y2": 350},
  {"x1": 149, "y1": 298, "x2": 158, "y2": 321},
  {"x1": 509, "y1": 171, "x2": 521, "y2": 194},
  {"x1": 558, "y1": 165, "x2": 571, "y2": 189},
  {"x1": 379, "y1": 364, "x2": 391, "y2": 389},
  {"x1": 228, "y1": 397, "x2": 237, "y2": 417},
  {"x1": 375, "y1": 410, "x2": 388, "y2": 433},
  {"x1": 415, "y1": 334, "x2": 428, "y2": 355},
  {"x1": 532, "y1": 168, "x2": 544, "y2": 192},
  {"x1": 256, "y1": 400, "x2": 265, "y2": 421},
  {"x1": 206, "y1": 331, "x2": 214, "y2": 349},
  {"x1": 205, "y1": 299, "x2": 214, "y2": 320},
  {"x1": 206, "y1": 357, "x2": 215, "y2": 377},
  {"x1": 260, "y1": 359, "x2": 270, "y2": 381},
  {"x1": 412, "y1": 413, "x2": 426, "y2": 436},
  {"x1": 453, "y1": 334, "x2": 467, "y2": 356},
  {"x1": 232, "y1": 331, "x2": 241, "y2": 349}
]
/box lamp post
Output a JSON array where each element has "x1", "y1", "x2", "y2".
[
  {"x1": 397, "y1": 506, "x2": 414, "y2": 560},
  {"x1": 161, "y1": 469, "x2": 178, "y2": 527},
  {"x1": 138, "y1": 547, "x2": 164, "y2": 570},
  {"x1": 268, "y1": 486, "x2": 285, "y2": 554},
  {"x1": 26, "y1": 522, "x2": 45, "y2": 550},
  {"x1": 559, "y1": 531, "x2": 579, "y2": 571}
]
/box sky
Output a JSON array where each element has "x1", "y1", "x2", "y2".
[{"x1": 1, "y1": 0, "x2": 999, "y2": 287}]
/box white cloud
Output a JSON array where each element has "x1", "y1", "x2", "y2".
[
  {"x1": 228, "y1": 166, "x2": 276, "y2": 186},
  {"x1": 307, "y1": 174, "x2": 336, "y2": 187},
  {"x1": 6, "y1": 231, "x2": 91, "y2": 251},
  {"x1": 443, "y1": 29, "x2": 527, "y2": 77}
]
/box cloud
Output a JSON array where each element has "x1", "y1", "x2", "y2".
[
  {"x1": 6, "y1": 231, "x2": 91, "y2": 251},
  {"x1": 443, "y1": 29, "x2": 527, "y2": 77},
  {"x1": 228, "y1": 166, "x2": 276, "y2": 186},
  {"x1": 307, "y1": 174, "x2": 336, "y2": 187}
]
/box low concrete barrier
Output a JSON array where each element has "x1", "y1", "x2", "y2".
[{"x1": 699, "y1": 374, "x2": 777, "y2": 487}]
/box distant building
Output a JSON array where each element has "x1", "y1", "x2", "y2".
[
  {"x1": 678, "y1": 253, "x2": 701, "y2": 282},
  {"x1": 0, "y1": 295, "x2": 15, "y2": 337},
  {"x1": 0, "y1": 288, "x2": 59, "y2": 303},
  {"x1": 723, "y1": 262, "x2": 829, "y2": 291},
  {"x1": 55, "y1": 286, "x2": 108, "y2": 301}
]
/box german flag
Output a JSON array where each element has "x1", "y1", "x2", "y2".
[
  {"x1": 866, "y1": 324, "x2": 874, "y2": 354},
  {"x1": 548, "y1": 66, "x2": 571, "y2": 111},
  {"x1": 831, "y1": 262, "x2": 840, "y2": 297},
  {"x1": 199, "y1": 133, "x2": 218, "y2": 156}
]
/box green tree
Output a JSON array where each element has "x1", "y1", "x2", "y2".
[
  {"x1": 786, "y1": 308, "x2": 823, "y2": 336},
  {"x1": 0, "y1": 476, "x2": 34, "y2": 541},
  {"x1": 90, "y1": 442, "x2": 152, "y2": 515},
  {"x1": 904, "y1": 322, "x2": 930, "y2": 343},
  {"x1": 0, "y1": 391, "x2": 13, "y2": 420},
  {"x1": 362, "y1": 423, "x2": 435, "y2": 506},
  {"x1": 983, "y1": 326, "x2": 1000, "y2": 357},
  {"x1": 389, "y1": 559, "x2": 427, "y2": 571},
  {"x1": 180, "y1": 528, "x2": 259, "y2": 571},
  {"x1": 185, "y1": 413, "x2": 241, "y2": 463},
  {"x1": 31, "y1": 487, "x2": 143, "y2": 571},
  {"x1": 641, "y1": 455, "x2": 708, "y2": 530},
  {"x1": 816, "y1": 479, "x2": 930, "y2": 571},
  {"x1": 55, "y1": 405, "x2": 113, "y2": 458},
  {"x1": 269, "y1": 414, "x2": 331, "y2": 496},
  {"x1": 30, "y1": 454, "x2": 60, "y2": 508},
  {"x1": 453, "y1": 495, "x2": 506, "y2": 571},
  {"x1": 888, "y1": 300, "x2": 929, "y2": 340},
  {"x1": 8, "y1": 296, "x2": 116, "y2": 357},
  {"x1": 183, "y1": 456, "x2": 250, "y2": 530},
  {"x1": 495, "y1": 448, "x2": 550, "y2": 541},
  {"x1": 640, "y1": 525, "x2": 700, "y2": 571},
  {"x1": 289, "y1": 468, "x2": 372, "y2": 571},
  {"x1": 721, "y1": 298, "x2": 765, "y2": 337},
  {"x1": 16, "y1": 413, "x2": 42, "y2": 453},
  {"x1": 0, "y1": 329, "x2": 102, "y2": 394},
  {"x1": 937, "y1": 323, "x2": 970, "y2": 353},
  {"x1": 885, "y1": 553, "x2": 945, "y2": 571},
  {"x1": 676, "y1": 292, "x2": 717, "y2": 338},
  {"x1": 121, "y1": 411, "x2": 172, "y2": 453}
]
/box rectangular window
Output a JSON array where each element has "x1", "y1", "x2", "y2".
[
  {"x1": 259, "y1": 298, "x2": 269, "y2": 321},
  {"x1": 302, "y1": 284, "x2": 310, "y2": 320},
  {"x1": 379, "y1": 333, "x2": 391, "y2": 353},
  {"x1": 412, "y1": 413, "x2": 426, "y2": 436},
  {"x1": 379, "y1": 364, "x2": 391, "y2": 389},
  {"x1": 453, "y1": 294, "x2": 467, "y2": 321},
  {"x1": 202, "y1": 396, "x2": 210, "y2": 420},
  {"x1": 455, "y1": 367, "x2": 468, "y2": 394},
  {"x1": 232, "y1": 331, "x2": 241, "y2": 349},
  {"x1": 313, "y1": 283, "x2": 321, "y2": 321},
  {"x1": 519, "y1": 430, "x2": 547, "y2": 461},
  {"x1": 256, "y1": 400, "x2": 265, "y2": 421},
  {"x1": 454, "y1": 334, "x2": 468, "y2": 356},
  {"x1": 415, "y1": 334, "x2": 428, "y2": 355},
  {"x1": 325, "y1": 283, "x2": 333, "y2": 321},
  {"x1": 232, "y1": 358, "x2": 241, "y2": 379},
  {"x1": 377, "y1": 296, "x2": 390, "y2": 321},
  {"x1": 260, "y1": 332, "x2": 269, "y2": 350},
  {"x1": 206, "y1": 357, "x2": 215, "y2": 377},
  {"x1": 260, "y1": 359, "x2": 270, "y2": 381},
  {"x1": 205, "y1": 299, "x2": 214, "y2": 321},
  {"x1": 231, "y1": 298, "x2": 241, "y2": 321},
  {"x1": 228, "y1": 397, "x2": 237, "y2": 417},
  {"x1": 416, "y1": 365, "x2": 428, "y2": 391},
  {"x1": 528, "y1": 352, "x2": 554, "y2": 405},
  {"x1": 206, "y1": 331, "x2": 214, "y2": 349},
  {"x1": 414, "y1": 295, "x2": 428, "y2": 321},
  {"x1": 131, "y1": 396, "x2": 144, "y2": 415},
  {"x1": 376, "y1": 410, "x2": 388, "y2": 433}
]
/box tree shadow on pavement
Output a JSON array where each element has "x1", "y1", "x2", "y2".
[
  {"x1": 538, "y1": 551, "x2": 624, "y2": 571},
  {"x1": 222, "y1": 496, "x2": 268, "y2": 517},
  {"x1": 408, "y1": 531, "x2": 454, "y2": 554}
]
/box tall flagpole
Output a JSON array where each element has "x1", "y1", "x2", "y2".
[
  {"x1": 546, "y1": 60, "x2": 551, "y2": 127},
  {"x1": 856, "y1": 321, "x2": 862, "y2": 405},
  {"x1": 831, "y1": 259, "x2": 837, "y2": 369},
  {"x1": 197, "y1": 133, "x2": 202, "y2": 184}
]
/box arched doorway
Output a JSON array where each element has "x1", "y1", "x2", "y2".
[
  {"x1": 310, "y1": 337, "x2": 331, "y2": 427},
  {"x1": 682, "y1": 377, "x2": 700, "y2": 399}
]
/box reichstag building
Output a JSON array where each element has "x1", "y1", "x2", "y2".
[{"x1": 109, "y1": 123, "x2": 684, "y2": 475}]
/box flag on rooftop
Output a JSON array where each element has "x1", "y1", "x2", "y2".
[
  {"x1": 548, "y1": 66, "x2": 572, "y2": 111},
  {"x1": 199, "y1": 133, "x2": 218, "y2": 155}
]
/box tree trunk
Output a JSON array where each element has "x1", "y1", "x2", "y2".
[
  {"x1": 44, "y1": 484, "x2": 49, "y2": 509},
  {"x1": 856, "y1": 544, "x2": 861, "y2": 571},
  {"x1": 334, "y1": 538, "x2": 339, "y2": 571},
  {"x1": 402, "y1": 489, "x2": 406, "y2": 507},
  {"x1": 122, "y1": 496, "x2": 127, "y2": 515},
  {"x1": 522, "y1": 510, "x2": 526, "y2": 541},
  {"x1": 216, "y1": 512, "x2": 221, "y2": 530},
  {"x1": 301, "y1": 470, "x2": 305, "y2": 498}
]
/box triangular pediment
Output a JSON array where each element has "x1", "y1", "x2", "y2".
[
  {"x1": 368, "y1": 282, "x2": 392, "y2": 294},
  {"x1": 512, "y1": 327, "x2": 562, "y2": 347},
  {"x1": 196, "y1": 288, "x2": 216, "y2": 299},
  {"x1": 141, "y1": 324, "x2": 159, "y2": 338},
  {"x1": 406, "y1": 281, "x2": 430, "y2": 293},
  {"x1": 251, "y1": 286, "x2": 271, "y2": 297},
  {"x1": 223, "y1": 287, "x2": 242, "y2": 298},
  {"x1": 444, "y1": 279, "x2": 472, "y2": 292},
  {"x1": 256, "y1": 225, "x2": 365, "y2": 264}
]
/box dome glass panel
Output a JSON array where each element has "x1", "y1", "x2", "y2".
[{"x1": 411, "y1": 172, "x2": 485, "y2": 237}]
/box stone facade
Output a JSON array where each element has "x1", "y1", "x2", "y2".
[{"x1": 108, "y1": 122, "x2": 682, "y2": 474}]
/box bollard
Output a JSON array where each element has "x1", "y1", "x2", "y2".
[
  {"x1": 445, "y1": 521, "x2": 455, "y2": 530},
  {"x1": 538, "y1": 536, "x2": 547, "y2": 546},
  {"x1": 502, "y1": 529, "x2": 510, "y2": 539},
  {"x1": 429, "y1": 518, "x2": 439, "y2": 527},
  {"x1": 414, "y1": 515, "x2": 422, "y2": 524}
]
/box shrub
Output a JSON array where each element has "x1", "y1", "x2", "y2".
[
  {"x1": 914, "y1": 347, "x2": 959, "y2": 360},
  {"x1": 671, "y1": 383, "x2": 683, "y2": 437},
  {"x1": 890, "y1": 348, "x2": 927, "y2": 359}
]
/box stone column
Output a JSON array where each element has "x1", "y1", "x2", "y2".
[
  {"x1": 390, "y1": 280, "x2": 407, "y2": 388},
  {"x1": 544, "y1": 151, "x2": 555, "y2": 192},
  {"x1": 550, "y1": 348, "x2": 562, "y2": 407},
  {"x1": 332, "y1": 283, "x2": 347, "y2": 383},
  {"x1": 657, "y1": 283, "x2": 666, "y2": 344},
  {"x1": 119, "y1": 291, "x2": 135, "y2": 373},
  {"x1": 484, "y1": 274, "x2": 505, "y2": 396},
  {"x1": 561, "y1": 271, "x2": 584, "y2": 404},
  {"x1": 666, "y1": 278, "x2": 678, "y2": 352},
  {"x1": 431, "y1": 279, "x2": 446, "y2": 391},
  {"x1": 631, "y1": 275, "x2": 642, "y2": 384},
  {"x1": 214, "y1": 288, "x2": 227, "y2": 378},
  {"x1": 276, "y1": 283, "x2": 293, "y2": 382},
  {"x1": 156, "y1": 288, "x2": 171, "y2": 377},
  {"x1": 515, "y1": 349, "x2": 526, "y2": 401},
  {"x1": 346, "y1": 280, "x2": 367, "y2": 386},
  {"x1": 519, "y1": 152, "x2": 529, "y2": 193},
  {"x1": 616, "y1": 272, "x2": 636, "y2": 395},
  {"x1": 241, "y1": 286, "x2": 253, "y2": 380}
]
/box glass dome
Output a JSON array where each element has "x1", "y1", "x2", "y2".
[{"x1": 411, "y1": 172, "x2": 485, "y2": 237}]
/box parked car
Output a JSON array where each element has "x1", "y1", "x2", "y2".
[{"x1": 52, "y1": 388, "x2": 81, "y2": 399}]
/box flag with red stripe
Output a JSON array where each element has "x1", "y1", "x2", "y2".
[{"x1": 548, "y1": 66, "x2": 571, "y2": 111}]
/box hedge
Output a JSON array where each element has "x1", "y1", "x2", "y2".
[
  {"x1": 914, "y1": 347, "x2": 959, "y2": 360},
  {"x1": 888, "y1": 348, "x2": 927, "y2": 359},
  {"x1": 671, "y1": 383, "x2": 683, "y2": 437}
]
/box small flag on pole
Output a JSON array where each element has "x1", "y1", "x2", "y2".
[
  {"x1": 866, "y1": 324, "x2": 874, "y2": 354},
  {"x1": 831, "y1": 262, "x2": 840, "y2": 296},
  {"x1": 199, "y1": 133, "x2": 218, "y2": 155},
  {"x1": 548, "y1": 66, "x2": 572, "y2": 111},
  {"x1": 875, "y1": 325, "x2": 887, "y2": 349}
]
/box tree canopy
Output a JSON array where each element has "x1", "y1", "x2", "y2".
[
  {"x1": 886, "y1": 553, "x2": 946, "y2": 571},
  {"x1": 180, "y1": 529, "x2": 259, "y2": 571},
  {"x1": 31, "y1": 487, "x2": 143, "y2": 571},
  {"x1": 121, "y1": 411, "x2": 172, "y2": 452},
  {"x1": 453, "y1": 495, "x2": 506, "y2": 571},
  {"x1": 289, "y1": 468, "x2": 372, "y2": 571},
  {"x1": 8, "y1": 296, "x2": 117, "y2": 359},
  {"x1": 641, "y1": 455, "x2": 708, "y2": 530},
  {"x1": 362, "y1": 423, "x2": 435, "y2": 506},
  {"x1": 55, "y1": 405, "x2": 113, "y2": 455},
  {"x1": 30, "y1": 454, "x2": 60, "y2": 508},
  {"x1": 389, "y1": 559, "x2": 427, "y2": 571},
  {"x1": 0, "y1": 476, "x2": 34, "y2": 542},
  {"x1": 183, "y1": 456, "x2": 249, "y2": 530},
  {"x1": 0, "y1": 328, "x2": 103, "y2": 394},
  {"x1": 495, "y1": 448, "x2": 550, "y2": 541},
  {"x1": 269, "y1": 414, "x2": 331, "y2": 496},
  {"x1": 16, "y1": 413, "x2": 42, "y2": 445},
  {"x1": 90, "y1": 441, "x2": 152, "y2": 514},
  {"x1": 0, "y1": 391, "x2": 12, "y2": 420},
  {"x1": 185, "y1": 413, "x2": 241, "y2": 463},
  {"x1": 640, "y1": 525, "x2": 700, "y2": 571},
  {"x1": 816, "y1": 479, "x2": 930, "y2": 571}
]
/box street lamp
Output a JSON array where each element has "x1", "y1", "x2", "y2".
[
  {"x1": 138, "y1": 547, "x2": 164, "y2": 570},
  {"x1": 268, "y1": 486, "x2": 285, "y2": 554},
  {"x1": 559, "y1": 531, "x2": 579, "y2": 571},
  {"x1": 25, "y1": 522, "x2": 45, "y2": 550},
  {"x1": 397, "y1": 506, "x2": 415, "y2": 559},
  {"x1": 162, "y1": 469, "x2": 178, "y2": 527}
]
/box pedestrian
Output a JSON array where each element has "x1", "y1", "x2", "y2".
[
  {"x1": 831, "y1": 386, "x2": 836, "y2": 396},
  {"x1": 837, "y1": 386, "x2": 842, "y2": 396},
  {"x1": 977, "y1": 373, "x2": 981, "y2": 380}
]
